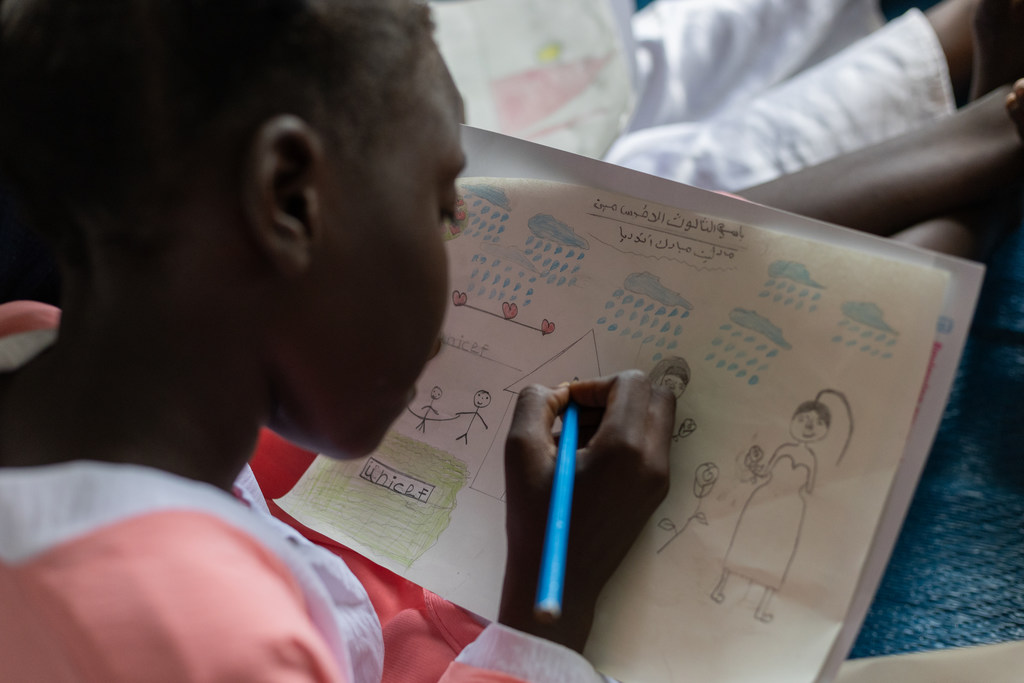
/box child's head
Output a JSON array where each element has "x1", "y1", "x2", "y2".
[
  {"x1": 0, "y1": 0, "x2": 465, "y2": 460},
  {"x1": 790, "y1": 400, "x2": 831, "y2": 443},
  {"x1": 1, "y1": 0, "x2": 448, "y2": 257},
  {"x1": 649, "y1": 355, "x2": 691, "y2": 399}
]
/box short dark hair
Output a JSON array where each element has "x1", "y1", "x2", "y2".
[
  {"x1": 650, "y1": 355, "x2": 691, "y2": 387},
  {"x1": 0, "y1": 0, "x2": 435, "y2": 264},
  {"x1": 793, "y1": 399, "x2": 831, "y2": 427}
]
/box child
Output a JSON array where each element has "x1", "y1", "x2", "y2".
[{"x1": 0, "y1": 1, "x2": 675, "y2": 681}]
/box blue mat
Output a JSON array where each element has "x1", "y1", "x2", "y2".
[{"x1": 851, "y1": 222, "x2": 1024, "y2": 657}]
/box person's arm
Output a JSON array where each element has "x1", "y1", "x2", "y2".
[
  {"x1": 498, "y1": 370, "x2": 675, "y2": 652},
  {"x1": 738, "y1": 86, "x2": 1024, "y2": 240},
  {"x1": 436, "y1": 371, "x2": 672, "y2": 682}
]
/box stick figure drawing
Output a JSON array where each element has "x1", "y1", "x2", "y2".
[
  {"x1": 415, "y1": 385, "x2": 443, "y2": 433},
  {"x1": 455, "y1": 389, "x2": 491, "y2": 444},
  {"x1": 710, "y1": 389, "x2": 852, "y2": 622}
]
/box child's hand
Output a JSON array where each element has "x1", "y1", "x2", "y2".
[
  {"x1": 1009, "y1": 78, "x2": 1024, "y2": 142},
  {"x1": 499, "y1": 370, "x2": 675, "y2": 652}
]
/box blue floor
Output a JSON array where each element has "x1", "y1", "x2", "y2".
[{"x1": 851, "y1": 223, "x2": 1024, "y2": 656}]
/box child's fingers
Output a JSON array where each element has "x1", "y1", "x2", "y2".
[
  {"x1": 1008, "y1": 78, "x2": 1024, "y2": 108},
  {"x1": 505, "y1": 383, "x2": 569, "y2": 475},
  {"x1": 584, "y1": 371, "x2": 675, "y2": 453},
  {"x1": 505, "y1": 385, "x2": 565, "y2": 448},
  {"x1": 579, "y1": 370, "x2": 653, "y2": 451},
  {"x1": 560, "y1": 372, "x2": 627, "y2": 408}
]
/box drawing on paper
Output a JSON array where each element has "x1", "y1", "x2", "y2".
[
  {"x1": 451, "y1": 289, "x2": 556, "y2": 336},
  {"x1": 596, "y1": 272, "x2": 692, "y2": 365},
  {"x1": 647, "y1": 355, "x2": 697, "y2": 440},
  {"x1": 413, "y1": 385, "x2": 444, "y2": 433},
  {"x1": 657, "y1": 462, "x2": 719, "y2": 553},
  {"x1": 490, "y1": 53, "x2": 615, "y2": 137},
  {"x1": 649, "y1": 355, "x2": 691, "y2": 398},
  {"x1": 710, "y1": 389, "x2": 853, "y2": 622},
  {"x1": 470, "y1": 330, "x2": 602, "y2": 500},
  {"x1": 455, "y1": 390, "x2": 492, "y2": 444},
  {"x1": 458, "y1": 183, "x2": 589, "y2": 336},
  {"x1": 704, "y1": 308, "x2": 791, "y2": 386},
  {"x1": 589, "y1": 200, "x2": 747, "y2": 270},
  {"x1": 431, "y1": 0, "x2": 634, "y2": 157},
  {"x1": 757, "y1": 261, "x2": 825, "y2": 313},
  {"x1": 287, "y1": 431, "x2": 469, "y2": 568},
  {"x1": 832, "y1": 301, "x2": 899, "y2": 359},
  {"x1": 442, "y1": 196, "x2": 468, "y2": 241}
]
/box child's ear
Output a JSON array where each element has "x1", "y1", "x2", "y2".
[{"x1": 242, "y1": 115, "x2": 324, "y2": 276}]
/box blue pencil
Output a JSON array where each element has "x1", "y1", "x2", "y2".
[{"x1": 534, "y1": 398, "x2": 579, "y2": 622}]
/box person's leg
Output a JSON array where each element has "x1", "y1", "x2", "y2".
[
  {"x1": 738, "y1": 86, "x2": 1023, "y2": 244},
  {"x1": 894, "y1": 193, "x2": 1021, "y2": 258},
  {"x1": 970, "y1": 0, "x2": 1024, "y2": 99},
  {"x1": 709, "y1": 568, "x2": 731, "y2": 602},
  {"x1": 925, "y1": 0, "x2": 978, "y2": 102},
  {"x1": 893, "y1": 85, "x2": 1024, "y2": 259},
  {"x1": 754, "y1": 586, "x2": 776, "y2": 623}
]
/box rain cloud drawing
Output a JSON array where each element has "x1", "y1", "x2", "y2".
[
  {"x1": 832, "y1": 301, "x2": 899, "y2": 358},
  {"x1": 759, "y1": 260, "x2": 825, "y2": 312}
]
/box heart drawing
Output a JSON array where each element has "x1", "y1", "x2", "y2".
[
  {"x1": 502, "y1": 302, "x2": 518, "y2": 319},
  {"x1": 541, "y1": 319, "x2": 556, "y2": 335},
  {"x1": 452, "y1": 291, "x2": 467, "y2": 306}
]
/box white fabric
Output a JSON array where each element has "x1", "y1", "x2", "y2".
[
  {"x1": 607, "y1": 3, "x2": 956, "y2": 192},
  {"x1": 0, "y1": 328, "x2": 56, "y2": 370},
  {"x1": 623, "y1": 0, "x2": 885, "y2": 130},
  {"x1": 0, "y1": 461, "x2": 368, "y2": 682},
  {"x1": 0, "y1": 330, "x2": 605, "y2": 682},
  {"x1": 456, "y1": 622, "x2": 606, "y2": 683}
]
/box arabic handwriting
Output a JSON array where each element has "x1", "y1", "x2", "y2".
[
  {"x1": 594, "y1": 197, "x2": 746, "y2": 242},
  {"x1": 617, "y1": 225, "x2": 737, "y2": 262}
]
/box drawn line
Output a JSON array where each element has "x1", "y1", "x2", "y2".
[
  {"x1": 406, "y1": 406, "x2": 461, "y2": 423},
  {"x1": 461, "y1": 303, "x2": 548, "y2": 334}
]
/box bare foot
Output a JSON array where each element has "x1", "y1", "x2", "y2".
[
  {"x1": 970, "y1": 0, "x2": 1024, "y2": 99},
  {"x1": 1009, "y1": 78, "x2": 1024, "y2": 140}
]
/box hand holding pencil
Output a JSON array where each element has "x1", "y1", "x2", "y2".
[{"x1": 499, "y1": 370, "x2": 676, "y2": 653}]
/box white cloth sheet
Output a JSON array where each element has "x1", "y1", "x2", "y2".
[{"x1": 606, "y1": 1, "x2": 956, "y2": 191}]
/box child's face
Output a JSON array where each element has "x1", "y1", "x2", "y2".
[
  {"x1": 274, "y1": 51, "x2": 465, "y2": 457},
  {"x1": 657, "y1": 373, "x2": 687, "y2": 399},
  {"x1": 789, "y1": 410, "x2": 828, "y2": 443}
]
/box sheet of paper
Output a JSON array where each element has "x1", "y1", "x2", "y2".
[
  {"x1": 449, "y1": 127, "x2": 984, "y2": 681},
  {"x1": 430, "y1": 0, "x2": 634, "y2": 158},
  {"x1": 277, "y1": 129, "x2": 982, "y2": 682}
]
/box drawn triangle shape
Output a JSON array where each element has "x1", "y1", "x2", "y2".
[{"x1": 504, "y1": 329, "x2": 601, "y2": 394}]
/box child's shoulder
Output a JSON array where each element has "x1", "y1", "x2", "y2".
[
  {"x1": 0, "y1": 459, "x2": 347, "y2": 682},
  {"x1": 3, "y1": 506, "x2": 343, "y2": 682}
]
